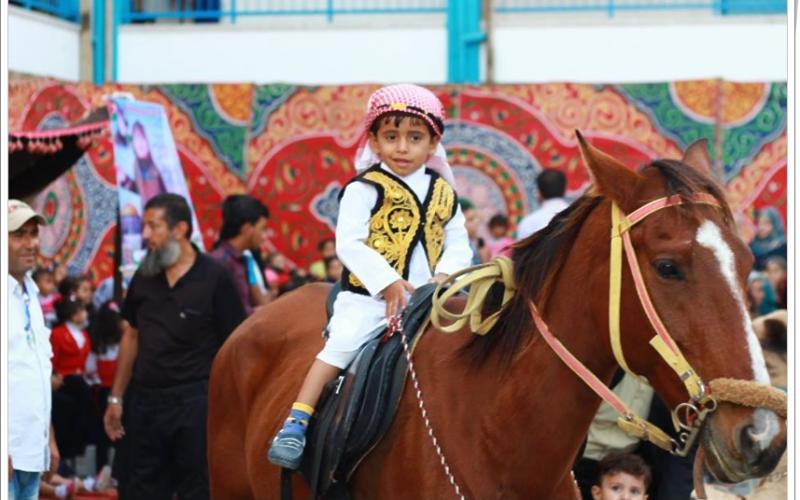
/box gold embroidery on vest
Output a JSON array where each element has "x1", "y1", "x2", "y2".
[
  {"x1": 348, "y1": 171, "x2": 421, "y2": 290},
  {"x1": 423, "y1": 177, "x2": 455, "y2": 272}
]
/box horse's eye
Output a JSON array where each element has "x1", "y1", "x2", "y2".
[{"x1": 654, "y1": 259, "x2": 683, "y2": 280}]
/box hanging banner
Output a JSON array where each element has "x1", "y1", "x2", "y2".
[{"x1": 109, "y1": 97, "x2": 204, "y2": 282}]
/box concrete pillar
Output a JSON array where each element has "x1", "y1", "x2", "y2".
[{"x1": 79, "y1": 0, "x2": 91, "y2": 81}]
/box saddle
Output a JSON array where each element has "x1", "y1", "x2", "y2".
[{"x1": 298, "y1": 283, "x2": 437, "y2": 499}]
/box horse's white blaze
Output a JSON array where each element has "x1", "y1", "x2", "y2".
[{"x1": 696, "y1": 221, "x2": 770, "y2": 384}]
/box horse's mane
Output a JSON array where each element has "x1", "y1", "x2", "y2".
[{"x1": 464, "y1": 159, "x2": 733, "y2": 368}]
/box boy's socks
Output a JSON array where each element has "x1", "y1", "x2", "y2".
[{"x1": 282, "y1": 402, "x2": 314, "y2": 435}]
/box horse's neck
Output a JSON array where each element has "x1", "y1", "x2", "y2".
[{"x1": 487, "y1": 215, "x2": 618, "y2": 492}]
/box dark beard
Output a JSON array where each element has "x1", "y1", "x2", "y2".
[{"x1": 139, "y1": 239, "x2": 181, "y2": 277}]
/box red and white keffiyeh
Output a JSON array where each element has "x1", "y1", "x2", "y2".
[{"x1": 354, "y1": 84, "x2": 455, "y2": 186}]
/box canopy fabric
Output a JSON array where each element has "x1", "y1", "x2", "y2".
[{"x1": 9, "y1": 109, "x2": 109, "y2": 199}]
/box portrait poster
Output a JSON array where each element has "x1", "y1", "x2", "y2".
[{"x1": 109, "y1": 97, "x2": 204, "y2": 282}]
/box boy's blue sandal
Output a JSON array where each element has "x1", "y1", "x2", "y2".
[{"x1": 268, "y1": 430, "x2": 306, "y2": 470}]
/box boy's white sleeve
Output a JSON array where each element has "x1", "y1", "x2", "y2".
[
  {"x1": 336, "y1": 182, "x2": 403, "y2": 298},
  {"x1": 434, "y1": 204, "x2": 475, "y2": 276}
]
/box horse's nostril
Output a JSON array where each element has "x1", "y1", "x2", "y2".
[{"x1": 738, "y1": 424, "x2": 761, "y2": 466}]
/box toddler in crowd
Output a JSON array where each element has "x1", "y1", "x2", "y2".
[
  {"x1": 592, "y1": 453, "x2": 650, "y2": 500},
  {"x1": 486, "y1": 213, "x2": 513, "y2": 258},
  {"x1": 33, "y1": 266, "x2": 58, "y2": 327}
]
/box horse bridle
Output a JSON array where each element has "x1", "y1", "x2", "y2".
[
  {"x1": 529, "y1": 193, "x2": 720, "y2": 457},
  {"x1": 428, "y1": 192, "x2": 786, "y2": 499}
]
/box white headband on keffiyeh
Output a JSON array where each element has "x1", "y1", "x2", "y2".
[{"x1": 354, "y1": 84, "x2": 456, "y2": 187}]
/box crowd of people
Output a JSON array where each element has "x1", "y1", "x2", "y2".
[{"x1": 8, "y1": 83, "x2": 788, "y2": 500}]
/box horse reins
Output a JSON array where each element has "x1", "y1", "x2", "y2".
[{"x1": 429, "y1": 194, "x2": 786, "y2": 475}]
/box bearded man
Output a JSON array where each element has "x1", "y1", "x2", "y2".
[{"x1": 103, "y1": 193, "x2": 245, "y2": 500}]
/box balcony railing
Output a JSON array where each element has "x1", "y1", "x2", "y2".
[
  {"x1": 10, "y1": 0, "x2": 80, "y2": 22},
  {"x1": 117, "y1": 0, "x2": 785, "y2": 24},
  {"x1": 494, "y1": 0, "x2": 786, "y2": 15},
  {"x1": 120, "y1": 0, "x2": 447, "y2": 24}
]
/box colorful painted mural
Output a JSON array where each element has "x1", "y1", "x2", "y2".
[{"x1": 8, "y1": 78, "x2": 787, "y2": 284}]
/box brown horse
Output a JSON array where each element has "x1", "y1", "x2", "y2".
[{"x1": 208, "y1": 137, "x2": 786, "y2": 498}]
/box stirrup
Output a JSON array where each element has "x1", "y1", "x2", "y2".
[{"x1": 267, "y1": 430, "x2": 306, "y2": 470}]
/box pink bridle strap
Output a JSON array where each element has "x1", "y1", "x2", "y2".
[
  {"x1": 527, "y1": 301, "x2": 675, "y2": 452},
  {"x1": 626, "y1": 193, "x2": 719, "y2": 226},
  {"x1": 610, "y1": 193, "x2": 721, "y2": 404}
]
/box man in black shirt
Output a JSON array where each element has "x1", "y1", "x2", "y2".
[{"x1": 103, "y1": 193, "x2": 245, "y2": 499}]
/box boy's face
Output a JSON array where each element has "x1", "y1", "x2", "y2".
[
  {"x1": 591, "y1": 472, "x2": 648, "y2": 500},
  {"x1": 368, "y1": 116, "x2": 439, "y2": 178}
]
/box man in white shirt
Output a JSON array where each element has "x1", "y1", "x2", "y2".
[
  {"x1": 8, "y1": 200, "x2": 59, "y2": 499},
  {"x1": 516, "y1": 169, "x2": 570, "y2": 240}
]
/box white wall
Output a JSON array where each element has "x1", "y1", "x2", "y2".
[
  {"x1": 118, "y1": 25, "x2": 448, "y2": 84},
  {"x1": 9, "y1": 6, "x2": 81, "y2": 81},
  {"x1": 492, "y1": 19, "x2": 788, "y2": 83},
  {"x1": 117, "y1": 15, "x2": 787, "y2": 84}
]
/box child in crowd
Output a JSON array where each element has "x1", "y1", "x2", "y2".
[
  {"x1": 324, "y1": 255, "x2": 343, "y2": 283},
  {"x1": 58, "y1": 275, "x2": 94, "y2": 307},
  {"x1": 764, "y1": 255, "x2": 787, "y2": 309},
  {"x1": 87, "y1": 300, "x2": 123, "y2": 472},
  {"x1": 486, "y1": 213, "x2": 513, "y2": 258},
  {"x1": 33, "y1": 266, "x2": 58, "y2": 327},
  {"x1": 264, "y1": 252, "x2": 292, "y2": 294},
  {"x1": 50, "y1": 296, "x2": 93, "y2": 473},
  {"x1": 592, "y1": 453, "x2": 650, "y2": 500},
  {"x1": 458, "y1": 197, "x2": 485, "y2": 265},
  {"x1": 309, "y1": 238, "x2": 336, "y2": 280},
  {"x1": 267, "y1": 84, "x2": 473, "y2": 469}
]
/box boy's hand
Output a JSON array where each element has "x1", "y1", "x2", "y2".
[
  {"x1": 429, "y1": 273, "x2": 448, "y2": 285},
  {"x1": 382, "y1": 279, "x2": 415, "y2": 319}
]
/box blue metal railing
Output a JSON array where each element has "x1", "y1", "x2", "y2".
[
  {"x1": 119, "y1": 1, "x2": 447, "y2": 24},
  {"x1": 117, "y1": 0, "x2": 785, "y2": 24},
  {"x1": 10, "y1": 0, "x2": 80, "y2": 22},
  {"x1": 494, "y1": 0, "x2": 785, "y2": 16}
]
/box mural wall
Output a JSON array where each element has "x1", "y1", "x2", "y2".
[{"x1": 8, "y1": 79, "x2": 787, "y2": 283}]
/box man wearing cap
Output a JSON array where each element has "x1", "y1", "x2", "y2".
[{"x1": 8, "y1": 200, "x2": 60, "y2": 499}]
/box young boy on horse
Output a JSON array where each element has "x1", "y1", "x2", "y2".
[{"x1": 268, "y1": 84, "x2": 474, "y2": 469}]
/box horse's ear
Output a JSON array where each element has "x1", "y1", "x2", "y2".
[
  {"x1": 576, "y1": 130, "x2": 641, "y2": 203},
  {"x1": 682, "y1": 139, "x2": 713, "y2": 176}
]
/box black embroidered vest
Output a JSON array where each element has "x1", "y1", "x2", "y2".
[{"x1": 340, "y1": 165, "x2": 457, "y2": 295}]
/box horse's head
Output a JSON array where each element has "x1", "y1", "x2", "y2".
[{"x1": 578, "y1": 133, "x2": 786, "y2": 482}]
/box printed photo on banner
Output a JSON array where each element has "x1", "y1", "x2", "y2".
[{"x1": 110, "y1": 97, "x2": 204, "y2": 283}]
